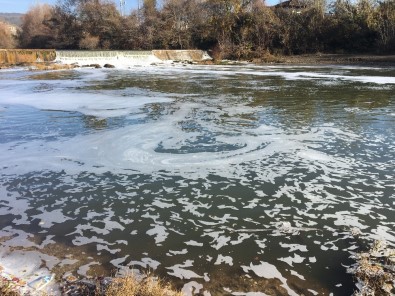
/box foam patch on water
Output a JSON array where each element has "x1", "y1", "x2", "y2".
[
  {"x1": 242, "y1": 261, "x2": 298, "y2": 296},
  {"x1": 231, "y1": 292, "x2": 270, "y2": 296},
  {"x1": 0, "y1": 89, "x2": 172, "y2": 118},
  {"x1": 167, "y1": 260, "x2": 203, "y2": 279},
  {"x1": 144, "y1": 64, "x2": 395, "y2": 85},
  {"x1": 0, "y1": 102, "x2": 359, "y2": 181}
]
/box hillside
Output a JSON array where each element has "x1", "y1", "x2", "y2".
[{"x1": 0, "y1": 13, "x2": 23, "y2": 26}]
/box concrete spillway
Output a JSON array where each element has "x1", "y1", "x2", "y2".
[
  {"x1": 55, "y1": 50, "x2": 157, "y2": 66},
  {"x1": 0, "y1": 49, "x2": 211, "y2": 66},
  {"x1": 55, "y1": 50, "x2": 211, "y2": 66},
  {"x1": 0, "y1": 49, "x2": 56, "y2": 65}
]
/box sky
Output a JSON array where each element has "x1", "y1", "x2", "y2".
[{"x1": 0, "y1": 0, "x2": 280, "y2": 14}]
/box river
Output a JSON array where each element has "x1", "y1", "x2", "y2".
[{"x1": 0, "y1": 64, "x2": 394, "y2": 295}]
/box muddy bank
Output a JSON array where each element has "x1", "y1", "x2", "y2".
[{"x1": 252, "y1": 53, "x2": 395, "y2": 66}]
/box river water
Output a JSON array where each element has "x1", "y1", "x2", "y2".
[{"x1": 0, "y1": 64, "x2": 394, "y2": 295}]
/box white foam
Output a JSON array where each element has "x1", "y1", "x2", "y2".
[
  {"x1": 146, "y1": 224, "x2": 169, "y2": 245},
  {"x1": 308, "y1": 289, "x2": 319, "y2": 295},
  {"x1": 167, "y1": 260, "x2": 203, "y2": 279},
  {"x1": 242, "y1": 261, "x2": 298, "y2": 296},
  {"x1": 184, "y1": 240, "x2": 203, "y2": 247},
  {"x1": 280, "y1": 243, "x2": 308, "y2": 252},
  {"x1": 153, "y1": 65, "x2": 395, "y2": 85},
  {"x1": 322, "y1": 212, "x2": 369, "y2": 230},
  {"x1": 0, "y1": 89, "x2": 172, "y2": 118},
  {"x1": 371, "y1": 225, "x2": 395, "y2": 243},
  {"x1": 182, "y1": 281, "x2": 204, "y2": 296},
  {"x1": 278, "y1": 253, "x2": 305, "y2": 267},
  {"x1": 110, "y1": 255, "x2": 129, "y2": 268},
  {"x1": 290, "y1": 270, "x2": 305, "y2": 280},
  {"x1": 202, "y1": 231, "x2": 231, "y2": 250},
  {"x1": 129, "y1": 257, "x2": 160, "y2": 270},
  {"x1": 0, "y1": 108, "x2": 357, "y2": 183},
  {"x1": 214, "y1": 255, "x2": 233, "y2": 266},
  {"x1": 230, "y1": 233, "x2": 252, "y2": 245},
  {"x1": 0, "y1": 186, "x2": 31, "y2": 226},
  {"x1": 32, "y1": 208, "x2": 71, "y2": 228},
  {"x1": 167, "y1": 249, "x2": 188, "y2": 256},
  {"x1": 77, "y1": 261, "x2": 100, "y2": 276}
]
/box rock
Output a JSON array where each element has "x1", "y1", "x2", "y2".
[
  {"x1": 82, "y1": 64, "x2": 101, "y2": 68},
  {"x1": 351, "y1": 227, "x2": 362, "y2": 237},
  {"x1": 104, "y1": 64, "x2": 115, "y2": 68}
]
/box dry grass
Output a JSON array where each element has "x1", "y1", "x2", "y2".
[
  {"x1": 0, "y1": 273, "x2": 184, "y2": 296},
  {"x1": 102, "y1": 275, "x2": 184, "y2": 296},
  {"x1": 354, "y1": 255, "x2": 393, "y2": 294},
  {"x1": 0, "y1": 278, "x2": 21, "y2": 296}
]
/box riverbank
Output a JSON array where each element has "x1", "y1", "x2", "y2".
[
  {"x1": 2, "y1": 238, "x2": 394, "y2": 296},
  {"x1": 1, "y1": 50, "x2": 395, "y2": 69},
  {"x1": 0, "y1": 271, "x2": 183, "y2": 296},
  {"x1": 252, "y1": 53, "x2": 395, "y2": 66}
]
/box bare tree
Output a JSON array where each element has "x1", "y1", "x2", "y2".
[
  {"x1": 376, "y1": 0, "x2": 395, "y2": 51},
  {"x1": 0, "y1": 22, "x2": 17, "y2": 48},
  {"x1": 78, "y1": 0, "x2": 122, "y2": 49},
  {"x1": 79, "y1": 33, "x2": 100, "y2": 49},
  {"x1": 19, "y1": 4, "x2": 54, "y2": 48},
  {"x1": 160, "y1": 0, "x2": 207, "y2": 49}
]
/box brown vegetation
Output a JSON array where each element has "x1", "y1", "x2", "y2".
[
  {"x1": 0, "y1": 278, "x2": 20, "y2": 296},
  {"x1": 11, "y1": 0, "x2": 395, "y2": 59},
  {"x1": 0, "y1": 273, "x2": 183, "y2": 296},
  {"x1": 0, "y1": 22, "x2": 17, "y2": 49},
  {"x1": 349, "y1": 240, "x2": 395, "y2": 296},
  {"x1": 102, "y1": 275, "x2": 184, "y2": 296},
  {"x1": 19, "y1": 4, "x2": 54, "y2": 49}
]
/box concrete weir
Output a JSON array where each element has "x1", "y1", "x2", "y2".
[
  {"x1": 55, "y1": 50, "x2": 212, "y2": 66},
  {"x1": 0, "y1": 49, "x2": 56, "y2": 65},
  {"x1": 0, "y1": 49, "x2": 211, "y2": 66}
]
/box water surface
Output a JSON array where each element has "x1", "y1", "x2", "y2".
[{"x1": 0, "y1": 64, "x2": 394, "y2": 295}]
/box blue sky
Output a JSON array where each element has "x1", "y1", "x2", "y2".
[{"x1": 0, "y1": 0, "x2": 279, "y2": 14}]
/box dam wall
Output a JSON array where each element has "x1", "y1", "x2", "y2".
[
  {"x1": 0, "y1": 49, "x2": 211, "y2": 66},
  {"x1": 56, "y1": 50, "x2": 211, "y2": 66},
  {"x1": 55, "y1": 50, "x2": 157, "y2": 66},
  {"x1": 0, "y1": 49, "x2": 56, "y2": 65},
  {"x1": 152, "y1": 50, "x2": 212, "y2": 62}
]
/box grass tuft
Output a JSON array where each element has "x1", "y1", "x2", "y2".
[
  {"x1": 0, "y1": 278, "x2": 21, "y2": 296},
  {"x1": 103, "y1": 274, "x2": 184, "y2": 296}
]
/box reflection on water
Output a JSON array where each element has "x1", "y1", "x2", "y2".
[{"x1": 0, "y1": 64, "x2": 394, "y2": 295}]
